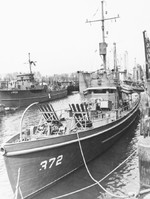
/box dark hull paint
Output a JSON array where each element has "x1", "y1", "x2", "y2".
[
  {"x1": 0, "y1": 89, "x2": 67, "y2": 107},
  {"x1": 3, "y1": 100, "x2": 140, "y2": 198}
]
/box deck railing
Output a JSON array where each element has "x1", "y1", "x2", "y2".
[{"x1": 19, "y1": 96, "x2": 139, "y2": 141}]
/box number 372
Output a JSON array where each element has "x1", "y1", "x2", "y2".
[{"x1": 39, "y1": 155, "x2": 63, "y2": 171}]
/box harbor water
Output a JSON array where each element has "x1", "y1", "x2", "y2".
[{"x1": 0, "y1": 93, "x2": 141, "y2": 199}]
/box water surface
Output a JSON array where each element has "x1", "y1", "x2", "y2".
[{"x1": 0, "y1": 93, "x2": 141, "y2": 199}]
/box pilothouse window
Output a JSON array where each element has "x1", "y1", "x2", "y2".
[
  {"x1": 93, "y1": 89, "x2": 107, "y2": 93},
  {"x1": 86, "y1": 88, "x2": 116, "y2": 94},
  {"x1": 108, "y1": 89, "x2": 115, "y2": 93}
]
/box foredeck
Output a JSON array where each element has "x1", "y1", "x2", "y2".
[{"x1": 6, "y1": 94, "x2": 139, "y2": 144}]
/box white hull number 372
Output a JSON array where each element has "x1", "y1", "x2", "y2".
[{"x1": 39, "y1": 155, "x2": 63, "y2": 171}]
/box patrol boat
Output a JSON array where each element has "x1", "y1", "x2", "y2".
[
  {"x1": 0, "y1": 53, "x2": 67, "y2": 108},
  {"x1": 1, "y1": 2, "x2": 140, "y2": 198}
]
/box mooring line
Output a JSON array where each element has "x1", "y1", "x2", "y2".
[
  {"x1": 76, "y1": 132, "x2": 135, "y2": 198},
  {"x1": 49, "y1": 133, "x2": 138, "y2": 199}
]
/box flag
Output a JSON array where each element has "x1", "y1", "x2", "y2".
[{"x1": 30, "y1": 61, "x2": 36, "y2": 66}]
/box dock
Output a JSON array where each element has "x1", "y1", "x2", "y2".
[{"x1": 138, "y1": 91, "x2": 150, "y2": 199}]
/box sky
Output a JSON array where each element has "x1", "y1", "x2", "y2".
[{"x1": 0, "y1": 0, "x2": 150, "y2": 76}]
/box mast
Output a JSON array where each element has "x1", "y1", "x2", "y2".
[
  {"x1": 113, "y1": 42, "x2": 117, "y2": 72},
  {"x1": 113, "y1": 42, "x2": 119, "y2": 83},
  {"x1": 86, "y1": 1, "x2": 119, "y2": 71},
  {"x1": 28, "y1": 53, "x2": 36, "y2": 74},
  {"x1": 101, "y1": 0, "x2": 106, "y2": 69},
  {"x1": 28, "y1": 53, "x2": 32, "y2": 74}
]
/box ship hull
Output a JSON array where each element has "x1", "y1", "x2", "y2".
[
  {"x1": 0, "y1": 88, "x2": 67, "y2": 108},
  {"x1": 2, "y1": 100, "x2": 140, "y2": 198}
]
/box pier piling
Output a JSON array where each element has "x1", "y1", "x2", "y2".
[{"x1": 138, "y1": 92, "x2": 150, "y2": 198}]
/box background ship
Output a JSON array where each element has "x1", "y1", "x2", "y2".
[{"x1": 0, "y1": 53, "x2": 67, "y2": 108}]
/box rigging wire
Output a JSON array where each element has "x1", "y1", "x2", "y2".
[{"x1": 93, "y1": 6, "x2": 100, "y2": 17}]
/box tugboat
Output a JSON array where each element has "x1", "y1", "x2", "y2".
[
  {"x1": 0, "y1": 2, "x2": 140, "y2": 199},
  {"x1": 0, "y1": 53, "x2": 67, "y2": 108}
]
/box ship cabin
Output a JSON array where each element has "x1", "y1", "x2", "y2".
[
  {"x1": 83, "y1": 86, "x2": 117, "y2": 111},
  {"x1": 16, "y1": 73, "x2": 35, "y2": 90},
  {"x1": 7, "y1": 73, "x2": 42, "y2": 90}
]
